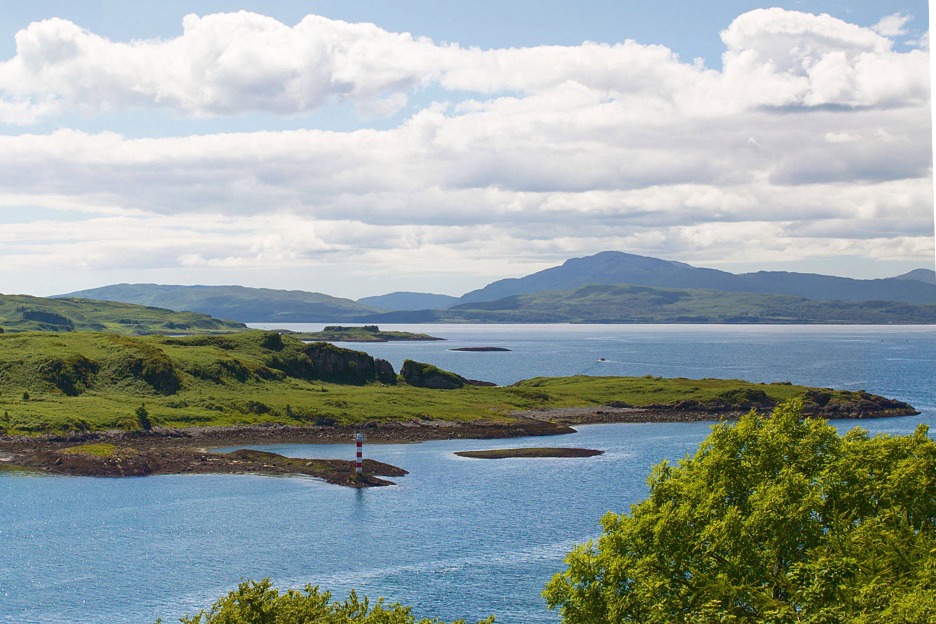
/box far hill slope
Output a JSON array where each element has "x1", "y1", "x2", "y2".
[
  {"x1": 895, "y1": 268, "x2": 936, "y2": 284},
  {"x1": 458, "y1": 252, "x2": 936, "y2": 305},
  {"x1": 369, "y1": 284, "x2": 936, "y2": 324},
  {"x1": 0, "y1": 293, "x2": 246, "y2": 334},
  {"x1": 57, "y1": 284, "x2": 378, "y2": 323},
  {"x1": 357, "y1": 291, "x2": 459, "y2": 311}
]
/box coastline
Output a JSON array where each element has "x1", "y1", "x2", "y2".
[{"x1": 0, "y1": 400, "x2": 919, "y2": 485}]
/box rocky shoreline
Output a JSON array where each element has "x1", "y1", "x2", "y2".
[
  {"x1": 0, "y1": 398, "x2": 920, "y2": 486},
  {"x1": 0, "y1": 416, "x2": 574, "y2": 486}
]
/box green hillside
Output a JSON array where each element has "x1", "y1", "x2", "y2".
[
  {"x1": 57, "y1": 283, "x2": 378, "y2": 322},
  {"x1": 433, "y1": 284, "x2": 936, "y2": 324},
  {"x1": 0, "y1": 294, "x2": 247, "y2": 335},
  {"x1": 0, "y1": 330, "x2": 913, "y2": 435}
]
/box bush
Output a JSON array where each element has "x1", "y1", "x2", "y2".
[
  {"x1": 161, "y1": 578, "x2": 494, "y2": 624},
  {"x1": 135, "y1": 404, "x2": 152, "y2": 431}
]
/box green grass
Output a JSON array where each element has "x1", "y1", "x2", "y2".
[
  {"x1": 0, "y1": 330, "x2": 898, "y2": 436},
  {"x1": 0, "y1": 293, "x2": 247, "y2": 335},
  {"x1": 512, "y1": 375, "x2": 807, "y2": 406},
  {"x1": 59, "y1": 443, "x2": 133, "y2": 458}
]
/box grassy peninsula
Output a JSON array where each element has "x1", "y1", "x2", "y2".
[
  {"x1": 0, "y1": 330, "x2": 919, "y2": 484},
  {"x1": 0, "y1": 330, "x2": 916, "y2": 437}
]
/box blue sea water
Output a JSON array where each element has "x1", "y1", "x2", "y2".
[{"x1": 1, "y1": 325, "x2": 934, "y2": 624}]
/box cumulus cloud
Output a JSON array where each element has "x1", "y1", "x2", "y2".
[
  {"x1": 0, "y1": 8, "x2": 928, "y2": 123},
  {"x1": 0, "y1": 8, "x2": 931, "y2": 295},
  {"x1": 872, "y1": 13, "x2": 912, "y2": 37},
  {"x1": 0, "y1": 12, "x2": 442, "y2": 120}
]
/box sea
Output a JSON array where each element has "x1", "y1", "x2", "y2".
[{"x1": 1, "y1": 324, "x2": 934, "y2": 624}]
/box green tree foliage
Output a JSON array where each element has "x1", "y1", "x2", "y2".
[
  {"x1": 544, "y1": 400, "x2": 936, "y2": 623},
  {"x1": 163, "y1": 578, "x2": 494, "y2": 624}
]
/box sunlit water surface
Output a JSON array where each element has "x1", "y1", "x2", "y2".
[{"x1": 2, "y1": 325, "x2": 933, "y2": 623}]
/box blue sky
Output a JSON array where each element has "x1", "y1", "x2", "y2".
[{"x1": 0, "y1": 1, "x2": 931, "y2": 297}]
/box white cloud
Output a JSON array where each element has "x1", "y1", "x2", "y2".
[
  {"x1": 0, "y1": 12, "x2": 443, "y2": 120},
  {"x1": 0, "y1": 8, "x2": 931, "y2": 295},
  {"x1": 0, "y1": 8, "x2": 928, "y2": 124},
  {"x1": 872, "y1": 13, "x2": 912, "y2": 37}
]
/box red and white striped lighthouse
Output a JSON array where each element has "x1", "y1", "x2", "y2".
[{"x1": 355, "y1": 432, "x2": 365, "y2": 474}]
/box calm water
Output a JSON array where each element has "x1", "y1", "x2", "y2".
[{"x1": 2, "y1": 325, "x2": 934, "y2": 623}]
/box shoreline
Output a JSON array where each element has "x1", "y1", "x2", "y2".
[{"x1": 0, "y1": 403, "x2": 920, "y2": 485}]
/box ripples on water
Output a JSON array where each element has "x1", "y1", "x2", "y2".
[{"x1": 2, "y1": 325, "x2": 934, "y2": 623}]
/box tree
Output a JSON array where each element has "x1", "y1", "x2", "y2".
[
  {"x1": 160, "y1": 578, "x2": 495, "y2": 624},
  {"x1": 135, "y1": 404, "x2": 152, "y2": 431},
  {"x1": 544, "y1": 400, "x2": 936, "y2": 623}
]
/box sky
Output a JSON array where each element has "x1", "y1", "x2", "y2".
[{"x1": 0, "y1": 1, "x2": 932, "y2": 299}]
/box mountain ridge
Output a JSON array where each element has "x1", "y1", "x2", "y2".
[
  {"x1": 55, "y1": 252, "x2": 936, "y2": 323},
  {"x1": 458, "y1": 252, "x2": 936, "y2": 305},
  {"x1": 363, "y1": 283, "x2": 936, "y2": 324}
]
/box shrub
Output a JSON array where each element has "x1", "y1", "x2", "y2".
[
  {"x1": 162, "y1": 578, "x2": 494, "y2": 624},
  {"x1": 135, "y1": 404, "x2": 152, "y2": 431}
]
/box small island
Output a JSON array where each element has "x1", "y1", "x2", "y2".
[
  {"x1": 450, "y1": 347, "x2": 512, "y2": 352},
  {"x1": 284, "y1": 325, "x2": 443, "y2": 342},
  {"x1": 15, "y1": 441, "x2": 407, "y2": 487},
  {"x1": 455, "y1": 447, "x2": 603, "y2": 459}
]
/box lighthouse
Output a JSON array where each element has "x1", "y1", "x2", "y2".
[{"x1": 355, "y1": 432, "x2": 365, "y2": 475}]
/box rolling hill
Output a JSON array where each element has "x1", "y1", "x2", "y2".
[
  {"x1": 0, "y1": 293, "x2": 247, "y2": 334},
  {"x1": 57, "y1": 284, "x2": 378, "y2": 323},
  {"x1": 357, "y1": 291, "x2": 459, "y2": 310}
]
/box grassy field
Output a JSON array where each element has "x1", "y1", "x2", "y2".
[
  {"x1": 0, "y1": 293, "x2": 247, "y2": 334},
  {"x1": 0, "y1": 330, "x2": 896, "y2": 435}
]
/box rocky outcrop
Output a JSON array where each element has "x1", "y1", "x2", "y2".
[
  {"x1": 801, "y1": 389, "x2": 918, "y2": 418},
  {"x1": 605, "y1": 388, "x2": 918, "y2": 420},
  {"x1": 268, "y1": 342, "x2": 400, "y2": 385},
  {"x1": 375, "y1": 358, "x2": 397, "y2": 384},
  {"x1": 401, "y1": 360, "x2": 466, "y2": 389}
]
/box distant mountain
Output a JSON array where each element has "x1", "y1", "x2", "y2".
[
  {"x1": 368, "y1": 284, "x2": 936, "y2": 324},
  {"x1": 357, "y1": 291, "x2": 459, "y2": 311},
  {"x1": 0, "y1": 293, "x2": 246, "y2": 334},
  {"x1": 458, "y1": 251, "x2": 936, "y2": 305},
  {"x1": 53, "y1": 254, "x2": 936, "y2": 326},
  {"x1": 894, "y1": 268, "x2": 936, "y2": 285},
  {"x1": 56, "y1": 284, "x2": 378, "y2": 323}
]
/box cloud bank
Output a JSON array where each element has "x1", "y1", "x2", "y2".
[{"x1": 0, "y1": 8, "x2": 931, "y2": 295}]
